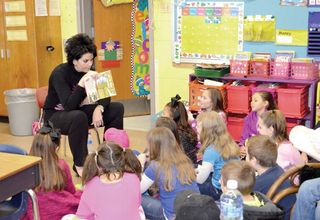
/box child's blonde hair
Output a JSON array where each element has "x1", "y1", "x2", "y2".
[
  {"x1": 260, "y1": 110, "x2": 288, "y2": 143},
  {"x1": 30, "y1": 123, "x2": 65, "y2": 192},
  {"x1": 221, "y1": 160, "x2": 256, "y2": 195},
  {"x1": 197, "y1": 111, "x2": 239, "y2": 159},
  {"x1": 147, "y1": 127, "x2": 196, "y2": 191},
  {"x1": 82, "y1": 142, "x2": 142, "y2": 185}
]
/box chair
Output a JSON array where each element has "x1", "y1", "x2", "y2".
[
  {"x1": 35, "y1": 86, "x2": 101, "y2": 156},
  {"x1": 0, "y1": 144, "x2": 34, "y2": 220},
  {"x1": 266, "y1": 162, "x2": 320, "y2": 216}
]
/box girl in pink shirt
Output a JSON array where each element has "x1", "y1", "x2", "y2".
[
  {"x1": 76, "y1": 142, "x2": 142, "y2": 220},
  {"x1": 257, "y1": 110, "x2": 305, "y2": 171}
]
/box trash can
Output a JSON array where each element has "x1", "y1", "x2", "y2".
[{"x1": 4, "y1": 88, "x2": 39, "y2": 136}]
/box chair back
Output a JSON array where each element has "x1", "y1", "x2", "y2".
[
  {"x1": 35, "y1": 86, "x2": 48, "y2": 109},
  {"x1": 0, "y1": 144, "x2": 27, "y2": 155},
  {"x1": 266, "y1": 163, "x2": 320, "y2": 203},
  {"x1": 266, "y1": 162, "x2": 320, "y2": 218},
  {"x1": 0, "y1": 144, "x2": 28, "y2": 220}
]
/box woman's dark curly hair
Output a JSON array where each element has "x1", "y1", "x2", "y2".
[{"x1": 65, "y1": 33, "x2": 97, "y2": 65}]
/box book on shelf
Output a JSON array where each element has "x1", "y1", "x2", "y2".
[
  {"x1": 275, "y1": 50, "x2": 295, "y2": 62},
  {"x1": 252, "y1": 52, "x2": 272, "y2": 61},
  {"x1": 234, "y1": 51, "x2": 252, "y2": 61},
  {"x1": 291, "y1": 58, "x2": 314, "y2": 63},
  {"x1": 84, "y1": 70, "x2": 117, "y2": 104}
]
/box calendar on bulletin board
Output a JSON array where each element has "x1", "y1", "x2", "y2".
[{"x1": 173, "y1": 1, "x2": 244, "y2": 64}]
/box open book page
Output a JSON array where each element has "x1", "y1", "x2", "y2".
[{"x1": 84, "y1": 70, "x2": 117, "y2": 104}]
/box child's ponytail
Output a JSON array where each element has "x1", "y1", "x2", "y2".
[
  {"x1": 82, "y1": 152, "x2": 99, "y2": 185},
  {"x1": 124, "y1": 149, "x2": 142, "y2": 180}
]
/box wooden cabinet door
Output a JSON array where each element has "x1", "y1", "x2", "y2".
[
  {"x1": 0, "y1": 0, "x2": 10, "y2": 115},
  {"x1": 0, "y1": 0, "x2": 38, "y2": 116},
  {"x1": 93, "y1": 1, "x2": 135, "y2": 100}
]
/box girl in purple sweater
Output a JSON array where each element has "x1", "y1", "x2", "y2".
[
  {"x1": 240, "y1": 91, "x2": 277, "y2": 145},
  {"x1": 22, "y1": 121, "x2": 82, "y2": 220},
  {"x1": 77, "y1": 142, "x2": 143, "y2": 220}
]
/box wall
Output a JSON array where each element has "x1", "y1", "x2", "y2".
[
  {"x1": 153, "y1": 1, "x2": 192, "y2": 112},
  {"x1": 60, "y1": 0, "x2": 78, "y2": 61},
  {"x1": 153, "y1": 0, "x2": 320, "y2": 112}
]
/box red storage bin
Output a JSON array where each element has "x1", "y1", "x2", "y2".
[
  {"x1": 230, "y1": 60, "x2": 250, "y2": 77},
  {"x1": 250, "y1": 60, "x2": 270, "y2": 78},
  {"x1": 277, "y1": 84, "x2": 310, "y2": 118},
  {"x1": 189, "y1": 79, "x2": 228, "y2": 111},
  {"x1": 270, "y1": 61, "x2": 291, "y2": 79},
  {"x1": 226, "y1": 82, "x2": 256, "y2": 114},
  {"x1": 227, "y1": 114, "x2": 246, "y2": 142},
  {"x1": 286, "y1": 118, "x2": 304, "y2": 135},
  {"x1": 291, "y1": 62, "x2": 319, "y2": 80}
]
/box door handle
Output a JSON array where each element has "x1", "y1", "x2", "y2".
[
  {"x1": 6, "y1": 49, "x2": 10, "y2": 59},
  {"x1": 0, "y1": 49, "x2": 4, "y2": 59}
]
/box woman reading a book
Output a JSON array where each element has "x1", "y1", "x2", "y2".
[{"x1": 43, "y1": 33, "x2": 124, "y2": 177}]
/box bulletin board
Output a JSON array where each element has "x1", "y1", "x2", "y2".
[{"x1": 173, "y1": 1, "x2": 244, "y2": 64}]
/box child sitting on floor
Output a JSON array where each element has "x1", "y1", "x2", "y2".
[
  {"x1": 246, "y1": 135, "x2": 296, "y2": 220},
  {"x1": 162, "y1": 95, "x2": 198, "y2": 163},
  {"x1": 221, "y1": 160, "x2": 284, "y2": 220},
  {"x1": 196, "y1": 111, "x2": 240, "y2": 200},
  {"x1": 258, "y1": 110, "x2": 305, "y2": 171},
  {"x1": 138, "y1": 127, "x2": 199, "y2": 220},
  {"x1": 76, "y1": 142, "x2": 142, "y2": 220},
  {"x1": 199, "y1": 88, "x2": 226, "y2": 123},
  {"x1": 239, "y1": 91, "x2": 277, "y2": 146},
  {"x1": 22, "y1": 121, "x2": 81, "y2": 220}
]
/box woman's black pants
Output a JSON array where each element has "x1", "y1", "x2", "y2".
[{"x1": 47, "y1": 102, "x2": 124, "y2": 166}]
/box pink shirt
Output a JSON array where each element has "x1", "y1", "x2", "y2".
[
  {"x1": 277, "y1": 141, "x2": 304, "y2": 171},
  {"x1": 76, "y1": 173, "x2": 141, "y2": 220},
  {"x1": 22, "y1": 159, "x2": 81, "y2": 220}
]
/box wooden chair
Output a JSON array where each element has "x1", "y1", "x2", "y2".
[
  {"x1": 266, "y1": 163, "x2": 320, "y2": 216},
  {"x1": 35, "y1": 86, "x2": 101, "y2": 156}
]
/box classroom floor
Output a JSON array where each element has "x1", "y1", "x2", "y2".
[{"x1": 0, "y1": 115, "x2": 151, "y2": 184}]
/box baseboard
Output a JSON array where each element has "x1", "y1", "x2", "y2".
[
  {"x1": 0, "y1": 116, "x2": 9, "y2": 123},
  {"x1": 116, "y1": 98, "x2": 150, "y2": 117}
]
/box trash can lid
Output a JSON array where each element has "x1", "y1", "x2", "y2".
[{"x1": 4, "y1": 88, "x2": 36, "y2": 97}]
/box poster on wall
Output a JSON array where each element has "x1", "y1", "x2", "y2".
[
  {"x1": 173, "y1": 1, "x2": 244, "y2": 64},
  {"x1": 130, "y1": 0, "x2": 150, "y2": 97}
]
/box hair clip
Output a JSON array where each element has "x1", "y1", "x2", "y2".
[
  {"x1": 38, "y1": 121, "x2": 61, "y2": 145},
  {"x1": 106, "y1": 144, "x2": 115, "y2": 165},
  {"x1": 94, "y1": 151, "x2": 100, "y2": 170},
  {"x1": 170, "y1": 94, "x2": 181, "y2": 107}
]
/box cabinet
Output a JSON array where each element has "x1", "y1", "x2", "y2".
[
  {"x1": 189, "y1": 74, "x2": 319, "y2": 128},
  {"x1": 0, "y1": 0, "x2": 62, "y2": 116}
]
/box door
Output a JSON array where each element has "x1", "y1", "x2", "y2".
[
  {"x1": 93, "y1": 1, "x2": 135, "y2": 100},
  {"x1": 0, "y1": 0, "x2": 38, "y2": 115}
]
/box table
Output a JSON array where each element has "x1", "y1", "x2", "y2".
[{"x1": 0, "y1": 152, "x2": 41, "y2": 219}]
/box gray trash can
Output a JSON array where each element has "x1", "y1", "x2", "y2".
[{"x1": 4, "y1": 88, "x2": 39, "y2": 136}]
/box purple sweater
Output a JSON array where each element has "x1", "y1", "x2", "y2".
[
  {"x1": 22, "y1": 159, "x2": 81, "y2": 220},
  {"x1": 239, "y1": 111, "x2": 259, "y2": 145}
]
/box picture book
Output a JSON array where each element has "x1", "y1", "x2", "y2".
[{"x1": 84, "y1": 70, "x2": 117, "y2": 103}]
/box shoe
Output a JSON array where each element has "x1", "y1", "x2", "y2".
[{"x1": 72, "y1": 164, "x2": 80, "y2": 177}]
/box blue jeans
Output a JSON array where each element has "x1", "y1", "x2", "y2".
[
  {"x1": 197, "y1": 173, "x2": 222, "y2": 201},
  {"x1": 141, "y1": 195, "x2": 166, "y2": 220},
  {"x1": 292, "y1": 177, "x2": 320, "y2": 220}
]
